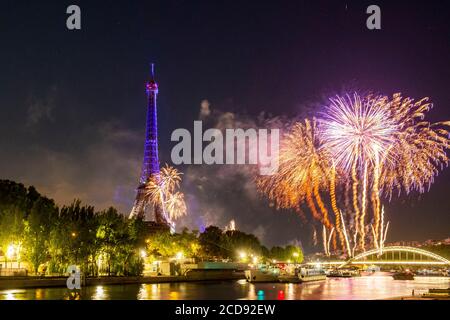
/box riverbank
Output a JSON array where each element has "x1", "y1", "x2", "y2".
[
  {"x1": 0, "y1": 270, "x2": 245, "y2": 290},
  {"x1": 390, "y1": 295, "x2": 450, "y2": 300},
  {"x1": 388, "y1": 288, "x2": 450, "y2": 300}
]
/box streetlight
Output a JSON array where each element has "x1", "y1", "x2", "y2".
[
  {"x1": 293, "y1": 252, "x2": 299, "y2": 263},
  {"x1": 175, "y1": 252, "x2": 184, "y2": 260},
  {"x1": 6, "y1": 245, "x2": 15, "y2": 258},
  {"x1": 70, "y1": 232, "x2": 79, "y2": 265},
  {"x1": 239, "y1": 251, "x2": 247, "y2": 261},
  {"x1": 6, "y1": 244, "x2": 16, "y2": 269},
  {"x1": 140, "y1": 249, "x2": 147, "y2": 259}
]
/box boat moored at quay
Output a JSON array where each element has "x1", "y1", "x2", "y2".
[{"x1": 246, "y1": 264, "x2": 326, "y2": 283}]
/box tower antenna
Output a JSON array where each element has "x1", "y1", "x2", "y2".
[{"x1": 150, "y1": 62, "x2": 155, "y2": 80}]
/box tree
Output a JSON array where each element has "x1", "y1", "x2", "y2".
[
  {"x1": 0, "y1": 179, "x2": 310, "y2": 276},
  {"x1": 199, "y1": 226, "x2": 228, "y2": 259},
  {"x1": 48, "y1": 200, "x2": 97, "y2": 275},
  {"x1": 223, "y1": 230, "x2": 263, "y2": 259},
  {"x1": 22, "y1": 197, "x2": 57, "y2": 274},
  {"x1": 95, "y1": 207, "x2": 144, "y2": 276},
  {"x1": 146, "y1": 230, "x2": 177, "y2": 258},
  {"x1": 269, "y1": 245, "x2": 304, "y2": 263}
]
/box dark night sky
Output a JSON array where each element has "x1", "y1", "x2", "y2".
[{"x1": 0, "y1": 1, "x2": 449, "y2": 251}]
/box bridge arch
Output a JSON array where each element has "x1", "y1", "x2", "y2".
[{"x1": 340, "y1": 246, "x2": 450, "y2": 267}]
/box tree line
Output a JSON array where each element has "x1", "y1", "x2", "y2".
[{"x1": 0, "y1": 180, "x2": 303, "y2": 277}]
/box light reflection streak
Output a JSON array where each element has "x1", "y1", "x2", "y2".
[
  {"x1": 92, "y1": 286, "x2": 107, "y2": 300},
  {"x1": 0, "y1": 275, "x2": 449, "y2": 300}
]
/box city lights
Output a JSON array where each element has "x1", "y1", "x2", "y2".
[
  {"x1": 239, "y1": 251, "x2": 247, "y2": 261},
  {"x1": 175, "y1": 252, "x2": 184, "y2": 260},
  {"x1": 6, "y1": 244, "x2": 16, "y2": 259},
  {"x1": 0, "y1": 2, "x2": 449, "y2": 303}
]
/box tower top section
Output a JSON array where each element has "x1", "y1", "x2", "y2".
[{"x1": 146, "y1": 63, "x2": 158, "y2": 92}]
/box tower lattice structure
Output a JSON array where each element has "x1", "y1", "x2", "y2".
[{"x1": 129, "y1": 64, "x2": 170, "y2": 227}]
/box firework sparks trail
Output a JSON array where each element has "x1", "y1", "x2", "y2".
[
  {"x1": 145, "y1": 164, "x2": 187, "y2": 222},
  {"x1": 382, "y1": 221, "x2": 390, "y2": 250},
  {"x1": 379, "y1": 205, "x2": 385, "y2": 251},
  {"x1": 380, "y1": 94, "x2": 450, "y2": 196},
  {"x1": 319, "y1": 94, "x2": 397, "y2": 172},
  {"x1": 322, "y1": 225, "x2": 328, "y2": 256},
  {"x1": 371, "y1": 225, "x2": 378, "y2": 250},
  {"x1": 327, "y1": 227, "x2": 335, "y2": 256},
  {"x1": 330, "y1": 165, "x2": 346, "y2": 253},
  {"x1": 371, "y1": 154, "x2": 382, "y2": 245},
  {"x1": 313, "y1": 175, "x2": 332, "y2": 229},
  {"x1": 352, "y1": 227, "x2": 358, "y2": 256},
  {"x1": 257, "y1": 92, "x2": 450, "y2": 257},
  {"x1": 306, "y1": 184, "x2": 321, "y2": 221},
  {"x1": 351, "y1": 156, "x2": 361, "y2": 250},
  {"x1": 340, "y1": 211, "x2": 352, "y2": 257},
  {"x1": 312, "y1": 227, "x2": 318, "y2": 246},
  {"x1": 320, "y1": 93, "x2": 398, "y2": 252},
  {"x1": 164, "y1": 192, "x2": 187, "y2": 220},
  {"x1": 256, "y1": 119, "x2": 336, "y2": 230},
  {"x1": 344, "y1": 180, "x2": 351, "y2": 217},
  {"x1": 359, "y1": 162, "x2": 368, "y2": 250},
  {"x1": 376, "y1": 206, "x2": 390, "y2": 254}
]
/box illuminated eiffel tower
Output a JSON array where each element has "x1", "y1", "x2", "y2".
[{"x1": 129, "y1": 64, "x2": 172, "y2": 231}]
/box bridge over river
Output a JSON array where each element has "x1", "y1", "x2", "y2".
[{"x1": 306, "y1": 246, "x2": 450, "y2": 268}]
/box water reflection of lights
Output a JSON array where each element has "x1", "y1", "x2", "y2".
[
  {"x1": 4, "y1": 290, "x2": 17, "y2": 300},
  {"x1": 277, "y1": 290, "x2": 285, "y2": 300},
  {"x1": 137, "y1": 285, "x2": 148, "y2": 300},
  {"x1": 92, "y1": 286, "x2": 107, "y2": 300},
  {"x1": 285, "y1": 283, "x2": 295, "y2": 300},
  {"x1": 35, "y1": 289, "x2": 44, "y2": 300},
  {"x1": 247, "y1": 284, "x2": 256, "y2": 300},
  {"x1": 179, "y1": 284, "x2": 187, "y2": 293},
  {"x1": 137, "y1": 284, "x2": 161, "y2": 300},
  {"x1": 257, "y1": 290, "x2": 265, "y2": 300},
  {"x1": 296, "y1": 282, "x2": 324, "y2": 299},
  {"x1": 1, "y1": 275, "x2": 449, "y2": 300}
]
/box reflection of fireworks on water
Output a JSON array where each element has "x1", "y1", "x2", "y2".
[
  {"x1": 145, "y1": 164, "x2": 187, "y2": 221},
  {"x1": 258, "y1": 92, "x2": 450, "y2": 257}
]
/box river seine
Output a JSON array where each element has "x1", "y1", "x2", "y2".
[{"x1": 1, "y1": 274, "x2": 449, "y2": 300}]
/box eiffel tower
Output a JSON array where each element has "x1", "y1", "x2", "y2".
[{"x1": 129, "y1": 64, "x2": 171, "y2": 231}]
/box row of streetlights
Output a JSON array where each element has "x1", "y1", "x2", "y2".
[
  {"x1": 139, "y1": 249, "x2": 184, "y2": 261},
  {"x1": 2, "y1": 243, "x2": 20, "y2": 269},
  {"x1": 238, "y1": 250, "x2": 301, "y2": 264}
]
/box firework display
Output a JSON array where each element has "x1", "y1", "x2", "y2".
[
  {"x1": 145, "y1": 164, "x2": 187, "y2": 222},
  {"x1": 258, "y1": 92, "x2": 450, "y2": 257},
  {"x1": 257, "y1": 119, "x2": 339, "y2": 252}
]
